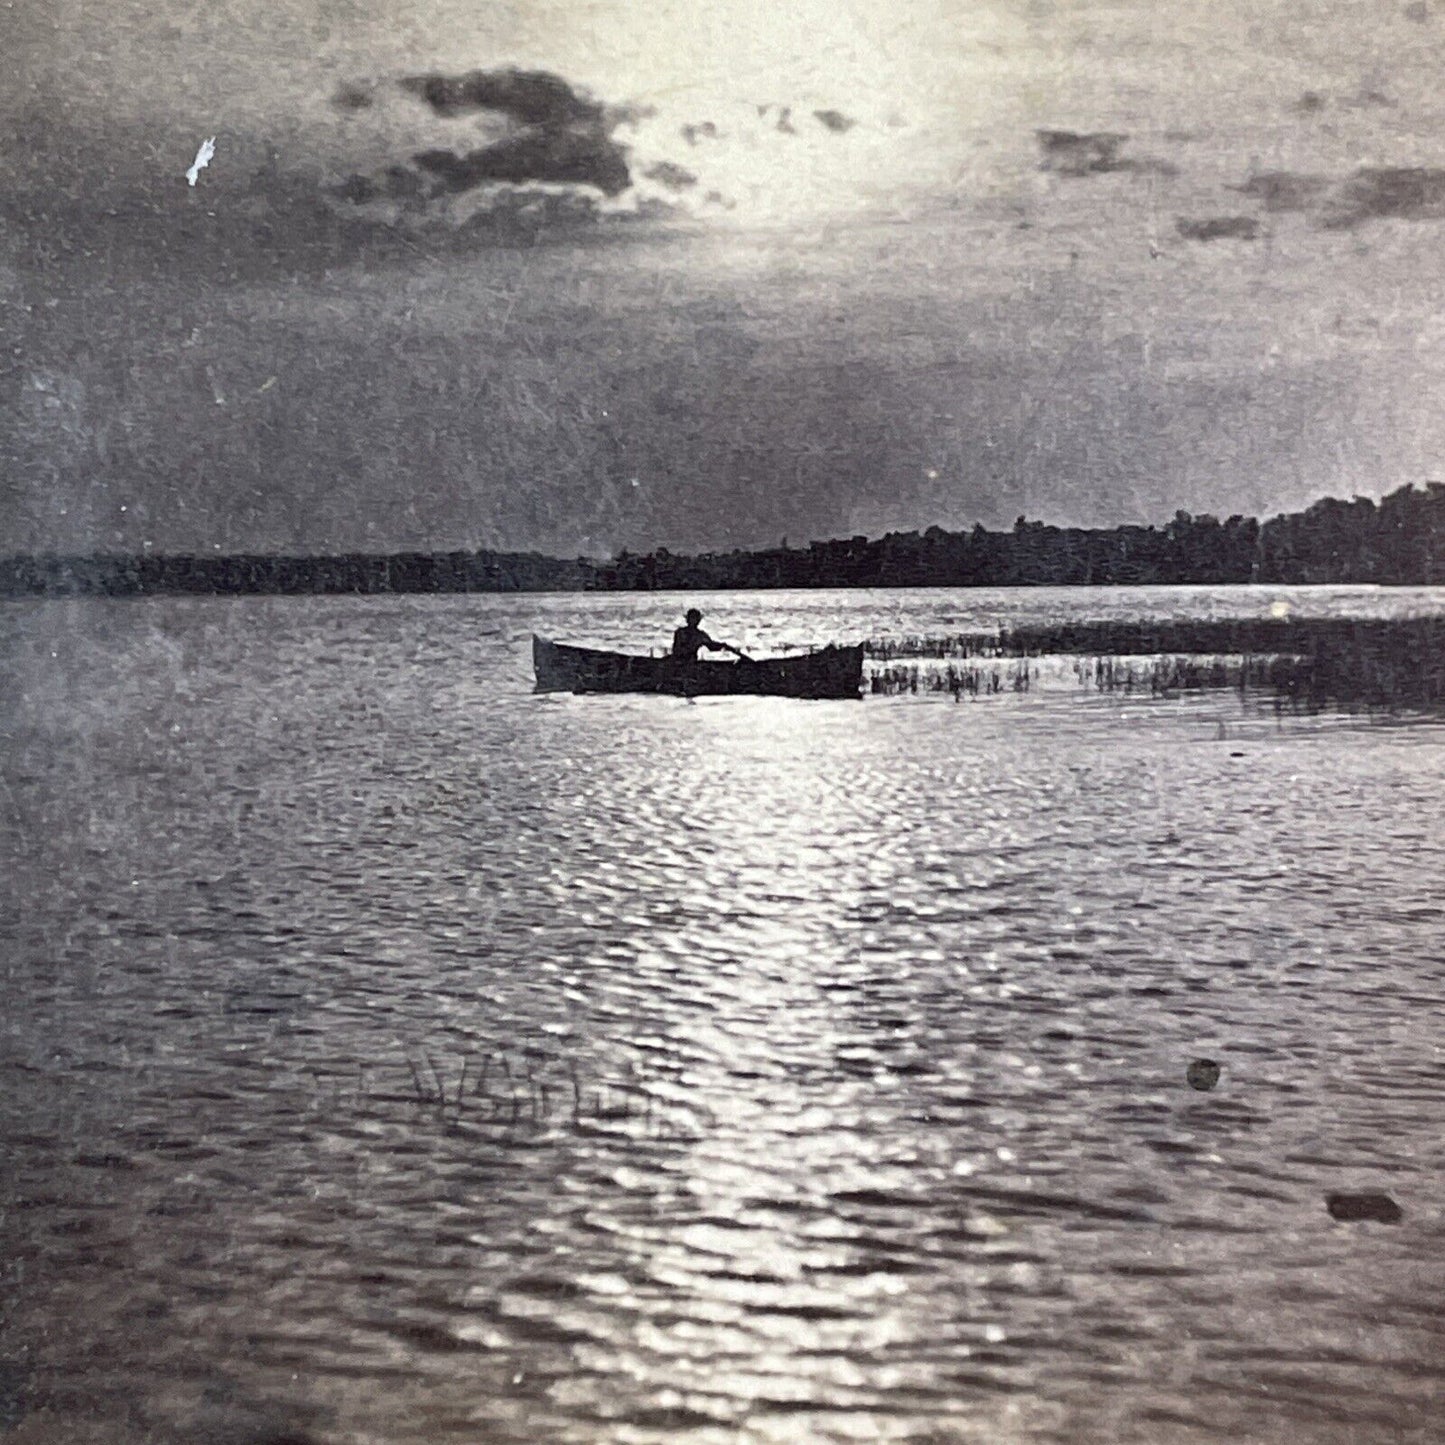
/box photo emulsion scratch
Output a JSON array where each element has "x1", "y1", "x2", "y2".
[
  {"x1": 1, "y1": 3, "x2": 1442, "y2": 1443},
  {"x1": 185, "y1": 137, "x2": 217, "y2": 188}
]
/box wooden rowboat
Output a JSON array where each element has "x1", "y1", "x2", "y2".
[{"x1": 533, "y1": 635, "x2": 864, "y2": 699}]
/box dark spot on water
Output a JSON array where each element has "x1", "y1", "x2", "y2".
[
  {"x1": 1186, "y1": 1058, "x2": 1221, "y2": 1091},
  {"x1": 1326, "y1": 1191, "x2": 1403, "y2": 1223}
]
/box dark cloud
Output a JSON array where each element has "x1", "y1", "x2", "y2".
[
  {"x1": 1037, "y1": 130, "x2": 1127, "y2": 175},
  {"x1": 400, "y1": 68, "x2": 604, "y2": 127},
  {"x1": 644, "y1": 161, "x2": 698, "y2": 191},
  {"x1": 333, "y1": 166, "x2": 426, "y2": 206},
  {"x1": 414, "y1": 128, "x2": 631, "y2": 197},
  {"x1": 1176, "y1": 216, "x2": 1261, "y2": 242},
  {"x1": 813, "y1": 109, "x2": 856, "y2": 134},
  {"x1": 681, "y1": 122, "x2": 719, "y2": 146},
  {"x1": 335, "y1": 67, "x2": 636, "y2": 215},
  {"x1": 752, "y1": 104, "x2": 796, "y2": 134},
  {"x1": 1233, "y1": 171, "x2": 1329, "y2": 212},
  {"x1": 1125, "y1": 157, "x2": 1177, "y2": 178},
  {"x1": 1035, "y1": 130, "x2": 1177, "y2": 178},
  {"x1": 454, "y1": 188, "x2": 606, "y2": 234},
  {"x1": 332, "y1": 81, "x2": 374, "y2": 111},
  {"x1": 1321, "y1": 167, "x2": 1445, "y2": 228},
  {"x1": 1229, "y1": 167, "x2": 1445, "y2": 231},
  {"x1": 1289, "y1": 88, "x2": 1394, "y2": 114}
]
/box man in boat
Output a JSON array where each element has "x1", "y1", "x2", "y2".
[{"x1": 672, "y1": 608, "x2": 747, "y2": 663}]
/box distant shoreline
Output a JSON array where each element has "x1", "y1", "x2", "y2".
[{"x1": 4, "y1": 484, "x2": 1442, "y2": 597}]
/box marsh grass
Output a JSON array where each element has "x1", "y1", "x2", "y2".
[
  {"x1": 997, "y1": 615, "x2": 1442, "y2": 663},
  {"x1": 864, "y1": 617, "x2": 1445, "y2": 711},
  {"x1": 1070, "y1": 654, "x2": 1291, "y2": 695},
  {"x1": 869, "y1": 661, "x2": 1034, "y2": 698},
  {"x1": 391, "y1": 1051, "x2": 695, "y2": 1139},
  {"x1": 866, "y1": 633, "x2": 1000, "y2": 661}
]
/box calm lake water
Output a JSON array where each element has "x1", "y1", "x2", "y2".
[{"x1": 2, "y1": 587, "x2": 1444, "y2": 1445}]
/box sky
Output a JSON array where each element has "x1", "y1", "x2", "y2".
[{"x1": 4, "y1": 0, "x2": 1445, "y2": 557}]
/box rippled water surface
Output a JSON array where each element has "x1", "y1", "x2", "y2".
[{"x1": 3, "y1": 588, "x2": 1444, "y2": 1444}]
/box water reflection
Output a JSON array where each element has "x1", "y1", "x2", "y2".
[{"x1": 1, "y1": 589, "x2": 1443, "y2": 1444}]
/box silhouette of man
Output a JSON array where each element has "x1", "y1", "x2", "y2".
[{"x1": 672, "y1": 608, "x2": 733, "y2": 663}]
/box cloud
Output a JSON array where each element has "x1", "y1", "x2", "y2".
[
  {"x1": 453, "y1": 188, "x2": 608, "y2": 234},
  {"x1": 1321, "y1": 167, "x2": 1445, "y2": 228},
  {"x1": 414, "y1": 129, "x2": 630, "y2": 197},
  {"x1": 644, "y1": 161, "x2": 698, "y2": 191},
  {"x1": 1176, "y1": 216, "x2": 1261, "y2": 242},
  {"x1": 400, "y1": 68, "x2": 631, "y2": 197},
  {"x1": 333, "y1": 166, "x2": 426, "y2": 206},
  {"x1": 1233, "y1": 171, "x2": 1329, "y2": 212},
  {"x1": 331, "y1": 69, "x2": 869, "y2": 231},
  {"x1": 334, "y1": 66, "x2": 636, "y2": 222},
  {"x1": 1035, "y1": 130, "x2": 1177, "y2": 178},
  {"x1": 1289, "y1": 87, "x2": 1394, "y2": 114},
  {"x1": 1227, "y1": 166, "x2": 1445, "y2": 232},
  {"x1": 400, "y1": 68, "x2": 605, "y2": 127},
  {"x1": 332, "y1": 81, "x2": 375, "y2": 112},
  {"x1": 1036, "y1": 130, "x2": 1126, "y2": 175}
]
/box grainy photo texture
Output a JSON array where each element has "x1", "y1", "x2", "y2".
[{"x1": 2, "y1": 3, "x2": 1443, "y2": 1443}]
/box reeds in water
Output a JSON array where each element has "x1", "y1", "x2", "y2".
[
  {"x1": 395, "y1": 1051, "x2": 692, "y2": 1138},
  {"x1": 869, "y1": 660, "x2": 1034, "y2": 698},
  {"x1": 864, "y1": 618, "x2": 1445, "y2": 713},
  {"x1": 1071, "y1": 654, "x2": 1289, "y2": 695},
  {"x1": 865, "y1": 632, "x2": 1001, "y2": 661}
]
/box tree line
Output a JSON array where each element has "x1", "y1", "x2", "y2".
[{"x1": 3, "y1": 483, "x2": 1442, "y2": 597}]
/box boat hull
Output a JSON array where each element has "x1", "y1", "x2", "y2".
[{"x1": 533, "y1": 636, "x2": 863, "y2": 699}]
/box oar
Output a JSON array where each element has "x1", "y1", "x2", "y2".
[{"x1": 725, "y1": 644, "x2": 754, "y2": 664}]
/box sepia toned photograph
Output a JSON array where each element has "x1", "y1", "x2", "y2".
[{"x1": 2, "y1": 2, "x2": 1443, "y2": 1442}]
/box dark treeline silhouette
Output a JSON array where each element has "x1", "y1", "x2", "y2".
[
  {"x1": 4, "y1": 483, "x2": 1443, "y2": 598},
  {"x1": 0, "y1": 549, "x2": 591, "y2": 598}
]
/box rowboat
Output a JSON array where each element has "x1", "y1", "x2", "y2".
[{"x1": 533, "y1": 635, "x2": 864, "y2": 699}]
